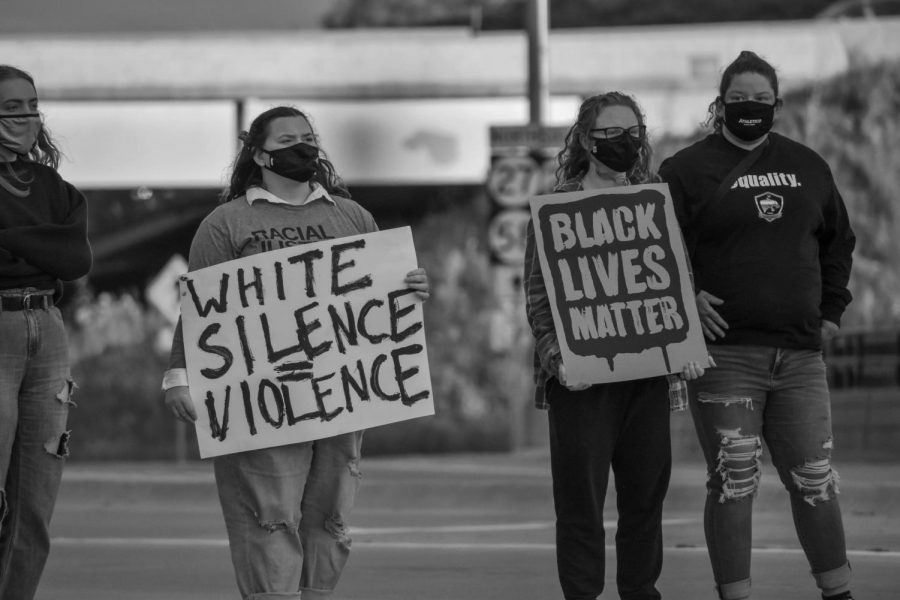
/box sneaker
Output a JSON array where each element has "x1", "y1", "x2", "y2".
[{"x1": 822, "y1": 592, "x2": 854, "y2": 600}]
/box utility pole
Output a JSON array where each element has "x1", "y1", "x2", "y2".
[
  {"x1": 486, "y1": 0, "x2": 557, "y2": 450},
  {"x1": 527, "y1": 0, "x2": 550, "y2": 126}
]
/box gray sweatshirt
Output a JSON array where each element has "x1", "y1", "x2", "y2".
[{"x1": 168, "y1": 190, "x2": 378, "y2": 370}]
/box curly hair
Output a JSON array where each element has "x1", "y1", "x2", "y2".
[
  {"x1": 555, "y1": 91, "x2": 653, "y2": 187},
  {"x1": 0, "y1": 65, "x2": 62, "y2": 170},
  {"x1": 704, "y1": 50, "x2": 780, "y2": 132},
  {"x1": 221, "y1": 106, "x2": 350, "y2": 203}
]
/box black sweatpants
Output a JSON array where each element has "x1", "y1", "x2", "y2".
[{"x1": 547, "y1": 375, "x2": 671, "y2": 600}]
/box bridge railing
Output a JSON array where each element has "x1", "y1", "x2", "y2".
[
  {"x1": 824, "y1": 328, "x2": 900, "y2": 389},
  {"x1": 825, "y1": 328, "x2": 899, "y2": 460},
  {"x1": 672, "y1": 328, "x2": 900, "y2": 461}
]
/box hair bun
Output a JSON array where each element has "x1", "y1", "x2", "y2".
[{"x1": 237, "y1": 130, "x2": 251, "y2": 145}]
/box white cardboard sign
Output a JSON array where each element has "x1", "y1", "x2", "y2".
[
  {"x1": 529, "y1": 183, "x2": 708, "y2": 384},
  {"x1": 180, "y1": 227, "x2": 434, "y2": 458}
]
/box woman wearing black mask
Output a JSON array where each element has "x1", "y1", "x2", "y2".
[
  {"x1": 659, "y1": 51, "x2": 856, "y2": 600},
  {"x1": 163, "y1": 106, "x2": 429, "y2": 600},
  {"x1": 524, "y1": 91, "x2": 707, "y2": 600}
]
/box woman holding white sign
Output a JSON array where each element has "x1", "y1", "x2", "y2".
[
  {"x1": 659, "y1": 51, "x2": 856, "y2": 600},
  {"x1": 524, "y1": 91, "x2": 707, "y2": 600},
  {"x1": 163, "y1": 106, "x2": 429, "y2": 600}
]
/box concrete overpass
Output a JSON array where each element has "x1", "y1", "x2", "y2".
[
  {"x1": 1, "y1": 18, "x2": 897, "y2": 188},
  {"x1": 4, "y1": 18, "x2": 898, "y2": 289}
]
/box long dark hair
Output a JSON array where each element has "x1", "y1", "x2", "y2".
[
  {"x1": 555, "y1": 91, "x2": 653, "y2": 186},
  {"x1": 0, "y1": 65, "x2": 62, "y2": 169},
  {"x1": 704, "y1": 50, "x2": 780, "y2": 132},
  {"x1": 221, "y1": 106, "x2": 350, "y2": 203}
]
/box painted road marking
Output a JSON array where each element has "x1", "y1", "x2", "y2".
[
  {"x1": 48, "y1": 537, "x2": 900, "y2": 559},
  {"x1": 354, "y1": 518, "x2": 694, "y2": 535}
]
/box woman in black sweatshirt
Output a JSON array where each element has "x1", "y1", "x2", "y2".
[
  {"x1": 0, "y1": 65, "x2": 92, "y2": 600},
  {"x1": 659, "y1": 51, "x2": 856, "y2": 600}
]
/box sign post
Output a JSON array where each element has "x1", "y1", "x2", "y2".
[
  {"x1": 486, "y1": 124, "x2": 567, "y2": 449},
  {"x1": 486, "y1": 125, "x2": 568, "y2": 351},
  {"x1": 146, "y1": 254, "x2": 190, "y2": 462}
]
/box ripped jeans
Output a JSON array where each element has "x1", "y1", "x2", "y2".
[
  {"x1": 0, "y1": 304, "x2": 74, "y2": 600},
  {"x1": 690, "y1": 345, "x2": 851, "y2": 600},
  {"x1": 214, "y1": 431, "x2": 364, "y2": 600}
]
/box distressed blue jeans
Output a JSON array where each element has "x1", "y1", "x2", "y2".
[
  {"x1": 213, "y1": 430, "x2": 364, "y2": 600},
  {"x1": 689, "y1": 345, "x2": 851, "y2": 600},
  {"x1": 0, "y1": 303, "x2": 75, "y2": 600}
]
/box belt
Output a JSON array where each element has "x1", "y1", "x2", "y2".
[{"x1": 0, "y1": 293, "x2": 54, "y2": 311}]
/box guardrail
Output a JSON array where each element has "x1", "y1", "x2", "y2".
[
  {"x1": 672, "y1": 329, "x2": 900, "y2": 461},
  {"x1": 824, "y1": 328, "x2": 900, "y2": 389}
]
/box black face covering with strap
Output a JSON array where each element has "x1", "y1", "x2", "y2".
[
  {"x1": 264, "y1": 142, "x2": 319, "y2": 182},
  {"x1": 590, "y1": 135, "x2": 640, "y2": 173}
]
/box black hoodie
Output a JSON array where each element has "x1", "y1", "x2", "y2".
[
  {"x1": 0, "y1": 161, "x2": 92, "y2": 291},
  {"x1": 659, "y1": 132, "x2": 855, "y2": 350}
]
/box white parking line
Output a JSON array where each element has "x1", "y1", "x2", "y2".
[
  {"x1": 48, "y1": 537, "x2": 900, "y2": 559},
  {"x1": 354, "y1": 518, "x2": 694, "y2": 535},
  {"x1": 354, "y1": 522, "x2": 554, "y2": 534},
  {"x1": 53, "y1": 538, "x2": 229, "y2": 548}
]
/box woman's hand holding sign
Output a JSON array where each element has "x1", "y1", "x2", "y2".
[
  {"x1": 166, "y1": 387, "x2": 197, "y2": 423},
  {"x1": 696, "y1": 290, "x2": 728, "y2": 341},
  {"x1": 404, "y1": 267, "x2": 430, "y2": 300},
  {"x1": 680, "y1": 356, "x2": 716, "y2": 380},
  {"x1": 558, "y1": 363, "x2": 591, "y2": 391}
]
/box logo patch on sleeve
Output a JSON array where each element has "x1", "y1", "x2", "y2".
[{"x1": 754, "y1": 191, "x2": 784, "y2": 222}]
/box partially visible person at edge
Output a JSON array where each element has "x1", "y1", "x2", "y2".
[
  {"x1": 0, "y1": 65, "x2": 92, "y2": 600},
  {"x1": 524, "y1": 91, "x2": 709, "y2": 600},
  {"x1": 658, "y1": 51, "x2": 857, "y2": 600},
  {"x1": 162, "y1": 106, "x2": 429, "y2": 600}
]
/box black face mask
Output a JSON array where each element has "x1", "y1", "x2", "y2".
[
  {"x1": 263, "y1": 142, "x2": 319, "y2": 182},
  {"x1": 723, "y1": 101, "x2": 775, "y2": 141},
  {"x1": 590, "y1": 134, "x2": 640, "y2": 173}
]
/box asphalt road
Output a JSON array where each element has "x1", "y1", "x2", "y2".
[{"x1": 36, "y1": 451, "x2": 900, "y2": 599}]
